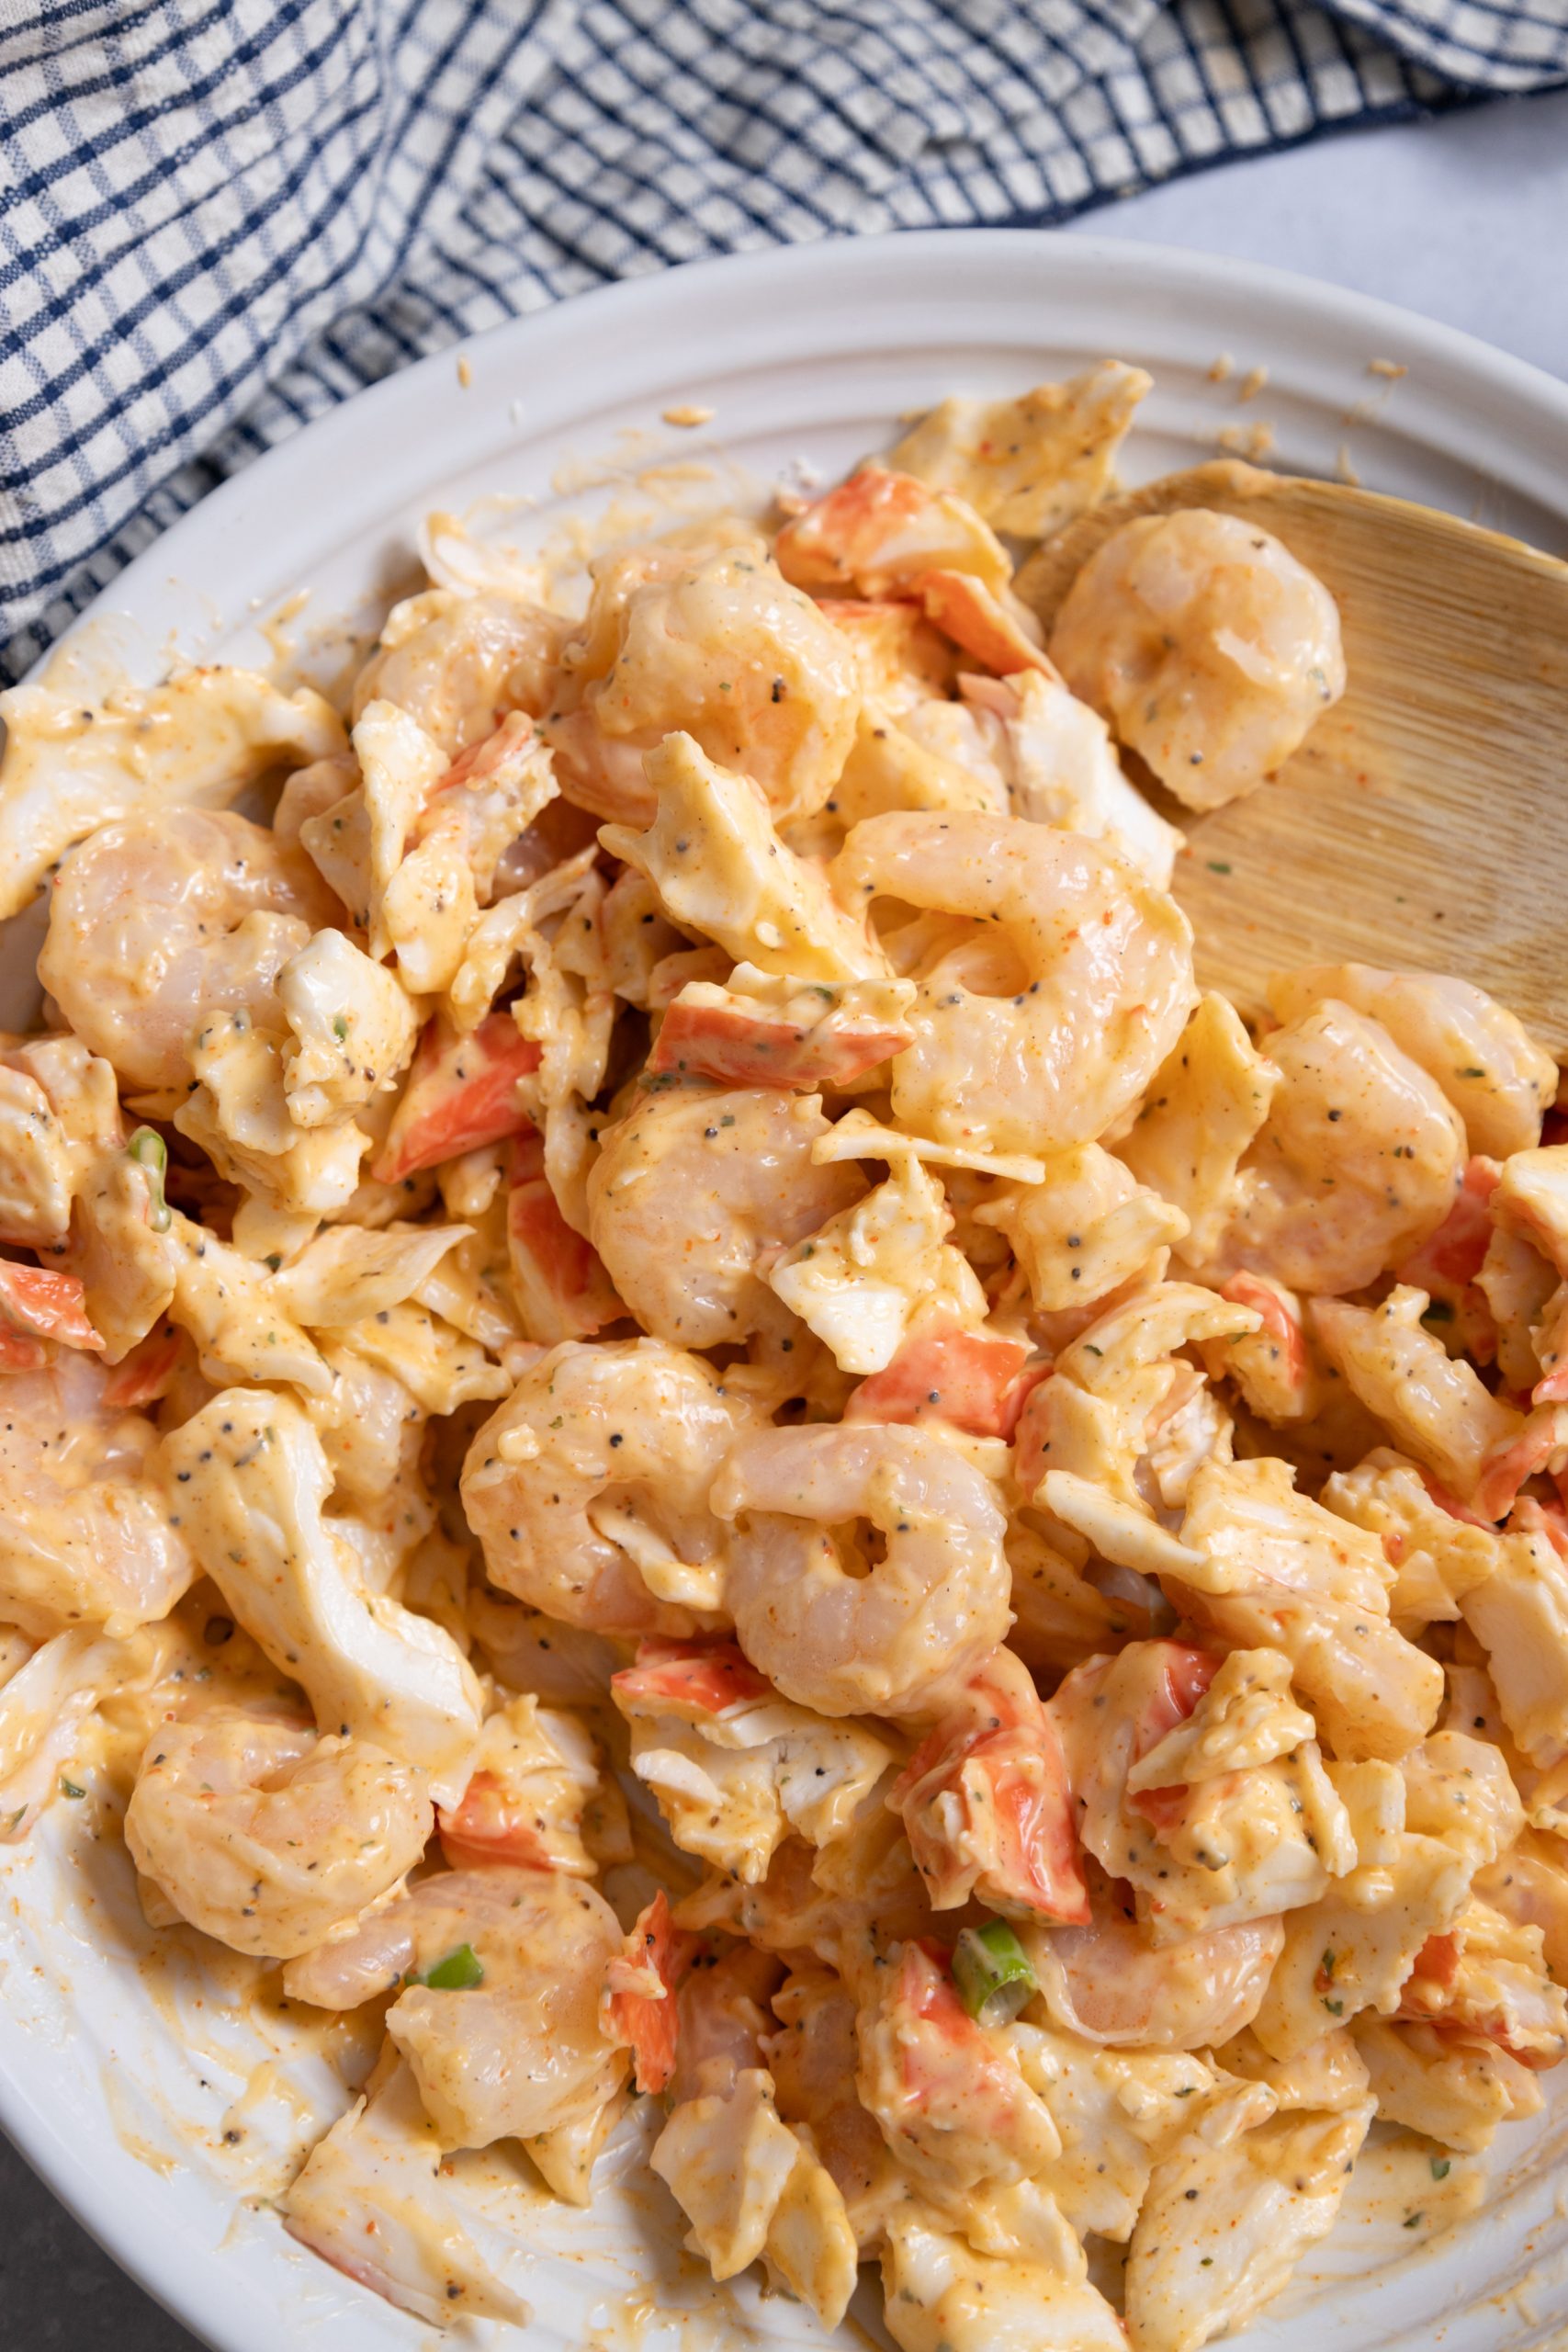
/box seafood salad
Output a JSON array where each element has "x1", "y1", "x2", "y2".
[{"x1": 1, "y1": 354, "x2": 1565, "y2": 2352}]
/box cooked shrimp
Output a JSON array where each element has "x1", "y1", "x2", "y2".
[
  {"x1": 1201, "y1": 1001, "x2": 1464, "y2": 1294},
  {"x1": 1022, "y1": 1862, "x2": 1286, "y2": 2049},
  {"x1": 125, "y1": 1706, "x2": 433, "y2": 1958},
  {"x1": 1048, "y1": 507, "x2": 1346, "y2": 808},
  {"x1": 890, "y1": 1645, "x2": 1089, "y2": 1922},
  {"x1": 0, "y1": 1353, "x2": 192, "y2": 1639},
  {"x1": 712, "y1": 1421, "x2": 1010, "y2": 1717},
  {"x1": 462, "y1": 1338, "x2": 756, "y2": 1632},
  {"x1": 585, "y1": 1084, "x2": 863, "y2": 1349},
  {"x1": 1269, "y1": 962, "x2": 1556, "y2": 1159},
  {"x1": 546, "y1": 540, "x2": 861, "y2": 826},
  {"x1": 38, "y1": 807, "x2": 337, "y2": 1090},
  {"x1": 0, "y1": 665, "x2": 344, "y2": 923},
  {"x1": 286, "y1": 1865, "x2": 627, "y2": 2175},
  {"x1": 831, "y1": 810, "x2": 1195, "y2": 1155},
  {"x1": 352, "y1": 589, "x2": 569, "y2": 754}
]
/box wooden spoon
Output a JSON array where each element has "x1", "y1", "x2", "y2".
[{"x1": 1014, "y1": 460, "x2": 1568, "y2": 1056}]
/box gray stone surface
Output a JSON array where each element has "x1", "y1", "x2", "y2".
[{"x1": 0, "y1": 2126, "x2": 204, "y2": 2348}]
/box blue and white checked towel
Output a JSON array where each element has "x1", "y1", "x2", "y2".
[{"x1": 3, "y1": 0, "x2": 1565, "y2": 682}]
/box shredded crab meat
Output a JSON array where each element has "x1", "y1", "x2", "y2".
[{"x1": 0, "y1": 362, "x2": 1558, "y2": 2352}]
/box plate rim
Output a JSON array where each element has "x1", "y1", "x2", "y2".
[{"x1": 26, "y1": 220, "x2": 1568, "y2": 690}]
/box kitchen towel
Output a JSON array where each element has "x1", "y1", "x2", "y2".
[{"x1": 3, "y1": 0, "x2": 1565, "y2": 678}]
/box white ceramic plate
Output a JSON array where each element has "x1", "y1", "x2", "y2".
[{"x1": 7, "y1": 229, "x2": 1568, "y2": 2352}]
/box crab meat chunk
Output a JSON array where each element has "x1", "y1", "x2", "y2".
[
  {"x1": 602, "y1": 733, "x2": 887, "y2": 985},
  {"x1": 648, "y1": 963, "x2": 914, "y2": 1090},
  {"x1": 767, "y1": 1150, "x2": 987, "y2": 1375},
  {"x1": 1250, "y1": 1733, "x2": 1521, "y2": 2060},
  {"x1": 975, "y1": 1141, "x2": 1188, "y2": 1315},
  {"x1": 1053, "y1": 1643, "x2": 1352, "y2": 1941},
  {"x1": 1174, "y1": 1455, "x2": 1442, "y2": 1763},
  {"x1": 1123, "y1": 2088, "x2": 1374, "y2": 2352},
  {"x1": 612, "y1": 1637, "x2": 896, "y2": 1882},
  {"x1": 890, "y1": 361, "x2": 1152, "y2": 537},
  {"x1": 1321, "y1": 1448, "x2": 1499, "y2": 1631}
]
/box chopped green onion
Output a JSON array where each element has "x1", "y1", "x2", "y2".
[
  {"x1": 1430, "y1": 2155, "x2": 1450, "y2": 2180},
  {"x1": 128, "y1": 1126, "x2": 171, "y2": 1232},
  {"x1": 953, "y1": 1918, "x2": 1036, "y2": 2027},
  {"x1": 59, "y1": 1778, "x2": 85, "y2": 1800},
  {"x1": 417, "y1": 1942, "x2": 484, "y2": 1991}
]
